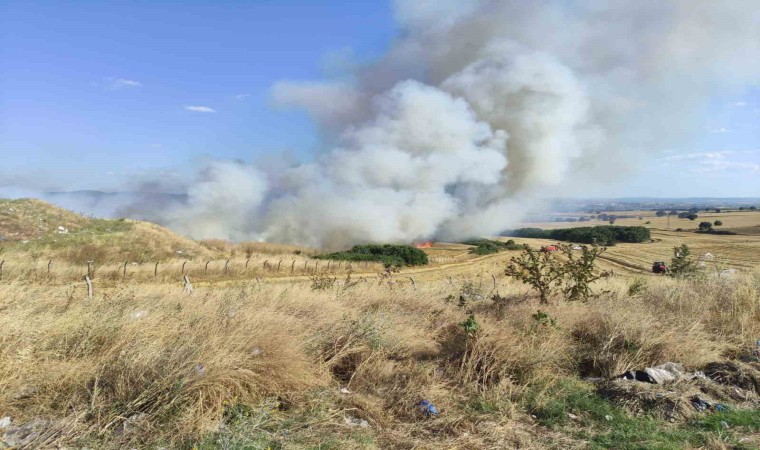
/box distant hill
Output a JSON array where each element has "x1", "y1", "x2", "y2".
[{"x1": 0, "y1": 198, "x2": 213, "y2": 263}]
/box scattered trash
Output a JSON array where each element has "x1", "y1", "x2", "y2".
[
  {"x1": 1, "y1": 418, "x2": 55, "y2": 448},
  {"x1": 115, "y1": 413, "x2": 147, "y2": 435},
  {"x1": 691, "y1": 395, "x2": 711, "y2": 411},
  {"x1": 191, "y1": 363, "x2": 205, "y2": 377},
  {"x1": 720, "y1": 420, "x2": 729, "y2": 429},
  {"x1": 13, "y1": 385, "x2": 38, "y2": 400},
  {"x1": 715, "y1": 404, "x2": 728, "y2": 412},
  {"x1": 339, "y1": 387, "x2": 351, "y2": 394},
  {"x1": 0, "y1": 417, "x2": 11, "y2": 428},
  {"x1": 604, "y1": 415, "x2": 613, "y2": 421},
  {"x1": 56, "y1": 226, "x2": 68, "y2": 234},
  {"x1": 417, "y1": 399, "x2": 439, "y2": 416},
  {"x1": 567, "y1": 413, "x2": 579, "y2": 420},
  {"x1": 719, "y1": 268, "x2": 738, "y2": 279},
  {"x1": 620, "y1": 362, "x2": 688, "y2": 384},
  {"x1": 344, "y1": 416, "x2": 369, "y2": 427},
  {"x1": 130, "y1": 310, "x2": 147, "y2": 320},
  {"x1": 250, "y1": 347, "x2": 262, "y2": 356}
]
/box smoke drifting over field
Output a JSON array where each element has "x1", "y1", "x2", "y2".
[
  {"x1": 10, "y1": 1, "x2": 759, "y2": 248},
  {"x1": 157, "y1": 0, "x2": 760, "y2": 248}
]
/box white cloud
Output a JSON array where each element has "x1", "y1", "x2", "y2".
[
  {"x1": 235, "y1": 93, "x2": 250, "y2": 100},
  {"x1": 184, "y1": 105, "x2": 216, "y2": 113},
  {"x1": 105, "y1": 77, "x2": 143, "y2": 89},
  {"x1": 661, "y1": 150, "x2": 759, "y2": 173},
  {"x1": 690, "y1": 160, "x2": 760, "y2": 173},
  {"x1": 710, "y1": 127, "x2": 731, "y2": 133},
  {"x1": 734, "y1": 101, "x2": 747, "y2": 106},
  {"x1": 662, "y1": 151, "x2": 733, "y2": 162}
]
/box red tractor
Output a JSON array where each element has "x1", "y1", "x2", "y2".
[{"x1": 652, "y1": 261, "x2": 668, "y2": 274}]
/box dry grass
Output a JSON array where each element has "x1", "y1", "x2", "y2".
[{"x1": 1, "y1": 269, "x2": 758, "y2": 448}]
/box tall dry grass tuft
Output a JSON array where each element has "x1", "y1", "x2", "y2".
[{"x1": 0, "y1": 270, "x2": 758, "y2": 447}]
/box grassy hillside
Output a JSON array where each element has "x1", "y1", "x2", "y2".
[
  {"x1": 0, "y1": 271, "x2": 758, "y2": 448},
  {"x1": 0, "y1": 198, "x2": 214, "y2": 263}
]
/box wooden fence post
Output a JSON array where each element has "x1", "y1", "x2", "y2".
[
  {"x1": 183, "y1": 275, "x2": 193, "y2": 293},
  {"x1": 327, "y1": 260, "x2": 331, "y2": 270},
  {"x1": 263, "y1": 260, "x2": 269, "y2": 270},
  {"x1": 154, "y1": 261, "x2": 159, "y2": 277},
  {"x1": 47, "y1": 260, "x2": 52, "y2": 274},
  {"x1": 205, "y1": 261, "x2": 210, "y2": 274},
  {"x1": 0, "y1": 260, "x2": 4, "y2": 280},
  {"x1": 277, "y1": 260, "x2": 282, "y2": 271},
  {"x1": 291, "y1": 260, "x2": 296, "y2": 273},
  {"x1": 84, "y1": 275, "x2": 93, "y2": 300},
  {"x1": 304, "y1": 261, "x2": 308, "y2": 271},
  {"x1": 491, "y1": 274, "x2": 497, "y2": 290},
  {"x1": 224, "y1": 259, "x2": 229, "y2": 274},
  {"x1": 123, "y1": 262, "x2": 128, "y2": 279},
  {"x1": 408, "y1": 277, "x2": 416, "y2": 288},
  {"x1": 245, "y1": 259, "x2": 250, "y2": 270},
  {"x1": 315, "y1": 261, "x2": 319, "y2": 272},
  {"x1": 182, "y1": 261, "x2": 187, "y2": 275},
  {"x1": 87, "y1": 260, "x2": 93, "y2": 279}
]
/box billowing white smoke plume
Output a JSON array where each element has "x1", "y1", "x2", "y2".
[{"x1": 147, "y1": 0, "x2": 760, "y2": 248}]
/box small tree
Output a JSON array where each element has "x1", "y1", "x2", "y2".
[
  {"x1": 751, "y1": 206, "x2": 758, "y2": 210},
  {"x1": 714, "y1": 220, "x2": 723, "y2": 226},
  {"x1": 505, "y1": 247, "x2": 565, "y2": 305},
  {"x1": 559, "y1": 244, "x2": 610, "y2": 301},
  {"x1": 656, "y1": 210, "x2": 667, "y2": 217},
  {"x1": 668, "y1": 244, "x2": 697, "y2": 278},
  {"x1": 698, "y1": 221, "x2": 713, "y2": 232},
  {"x1": 687, "y1": 213, "x2": 698, "y2": 221}
]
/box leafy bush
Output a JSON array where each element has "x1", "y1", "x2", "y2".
[
  {"x1": 714, "y1": 220, "x2": 723, "y2": 226},
  {"x1": 698, "y1": 229, "x2": 737, "y2": 235},
  {"x1": 668, "y1": 244, "x2": 697, "y2": 278},
  {"x1": 463, "y1": 238, "x2": 526, "y2": 255},
  {"x1": 505, "y1": 244, "x2": 609, "y2": 304},
  {"x1": 698, "y1": 221, "x2": 713, "y2": 232},
  {"x1": 317, "y1": 244, "x2": 428, "y2": 267},
  {"x1": 508, "y1": 226, "x2": 650, "y2": 245}
]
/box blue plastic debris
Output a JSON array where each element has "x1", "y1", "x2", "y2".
[
  {"x1": 417, "y1": 399, "x2": 439, "y2": 416},
  {"x1": 715, "y1": 404, "x2": 728, "y2": 412}
]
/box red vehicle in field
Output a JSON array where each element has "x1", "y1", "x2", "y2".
[
  {"x1": 541, "y1": 245, "x2": 558, "y2": 252},
  {"x1": 652, "y1": 261, "x2": 668, "y2": 274}
]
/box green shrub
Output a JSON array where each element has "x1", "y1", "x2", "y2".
[
  {"x1": 507, "y1": 226, "x2": 650, "y2": 245},
  {"x1": 316, "y1": 244, "x2": 428, "y2": 267},
  {"x1": 463, "y1": 238, "x2": 526, "y2": 255},
  {"x1": 668, "y1": 244, "x2": 697, "y2": 278}
]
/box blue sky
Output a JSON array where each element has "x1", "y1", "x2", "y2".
[
  {"x1": 0, "y1": 1, "x2": 395, "y2": 190},
  {"x1": 0, "y1": 0, "x2": 758, "y2": 197}
]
